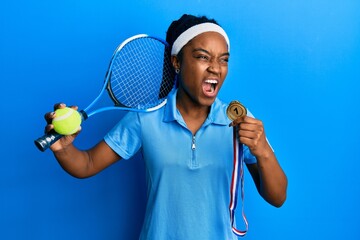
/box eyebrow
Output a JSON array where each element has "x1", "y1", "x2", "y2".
[{"x1": 192, "y1": 48, "x2": 230, "y2": 57}]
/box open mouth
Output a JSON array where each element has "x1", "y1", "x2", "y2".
[{"x1": 203, "y1": 79, "x2": 218, "y2": 96}]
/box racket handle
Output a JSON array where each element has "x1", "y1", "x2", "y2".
[{"x1": 34, "y1": 131, "x2": 63, "y2": 152}]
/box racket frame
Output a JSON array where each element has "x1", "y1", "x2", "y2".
[
  {"x1": 34, "y1": 34, "x2": 174, "y2": 152},
  {"x1": 84, "y1": 34, "x2": 171, "y2": 118}
]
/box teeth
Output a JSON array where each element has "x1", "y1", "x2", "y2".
[{"x1": 205, "y1": 79, "x2": 218, "y2": 84}]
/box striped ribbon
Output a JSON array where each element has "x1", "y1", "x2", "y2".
[{"x1": 229, "y1": 127, "x2": 248, "y2": 237}]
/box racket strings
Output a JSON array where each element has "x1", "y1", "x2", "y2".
[{"x1": 109, "y1": 37, "x2": 174, "y2": 109}]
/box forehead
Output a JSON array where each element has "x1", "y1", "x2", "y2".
[{"x1": 185, "y1": 32, "x2": 229, "y2": 52}]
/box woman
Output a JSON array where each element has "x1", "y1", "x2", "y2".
[{"x1": 44, "y1": 14, "x2": 287, "y2": 240}]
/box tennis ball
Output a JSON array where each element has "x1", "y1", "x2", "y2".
[{"x1": 52, "y1": 107, "x2": 82, "y2": 135}]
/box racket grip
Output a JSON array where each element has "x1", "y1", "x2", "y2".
[{"x1": 34, "y1": 132, "x2": 63, "y2": 152}]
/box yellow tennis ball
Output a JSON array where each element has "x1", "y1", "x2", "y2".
[{"x1": 52, "y1": 107, "x2": 82, "y2": 135}]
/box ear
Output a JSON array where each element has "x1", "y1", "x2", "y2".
[{"x1": 171, "y1": 55, "x2": 180, "y2": 70}]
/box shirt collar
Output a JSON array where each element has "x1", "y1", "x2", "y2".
[{"x1": 163, "y1": 88, "x2": 229, "y2": 126}]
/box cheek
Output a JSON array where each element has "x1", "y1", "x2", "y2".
[
  {"x1": 223, "y1": 67, "x2": 228, "y2": 76},
  {"x1": 181, "y1": 62, "x2": 205, "y2": 81},
  {"x1": 220, "y1": 67, "x2": 228, "y2": 80},
  {"x1": 217, "y1": 68, "x2": 228, "y2": 88}
]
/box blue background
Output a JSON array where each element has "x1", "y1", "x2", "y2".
[{"x1": 1, "y1": 0, "x2": 360, "y2": 239}]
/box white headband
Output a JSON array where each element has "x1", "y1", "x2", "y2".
[{"x1": 171, "y1": 22, "x2": 230, "y2": 56}]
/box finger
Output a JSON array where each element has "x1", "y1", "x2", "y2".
[
  {"x1": 239, "y1": 135, "x2": 263, "y2": 151},
  {"x1": 239, "y1": 123, "x2": 264, "y2": 134},
  {"x1": 68, "y1": 105, "x2": 79, "y2": 111},
  {"x1": 239, "y1": 129, "x2": 258, "y2": 139},
  {"x1": 229, "y1": 115, "x2": 260, "y2": 127},
  {"x1": 44, "y1": 111, "x2": 55, "y2": 124},
  {"x1": 53, "y1": 103, "x2": 66, "y2": 111},
  {"x1": 240, "y1": 122, "x2": 264, "y2": 137},
  {"x1": 242, "y1": 116, "x2": 261, "y2": 124},
  {"x1": 229, "y1": 116, "x2": 245, "y2": 127},
  {"x1": 239, "y1": 136, "x2": 253, "y2": 146},
  {"x1": 44, "y1": 123, "x2": 54, "y2": 134}
]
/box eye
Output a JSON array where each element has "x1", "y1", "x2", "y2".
[
  {"x1": 219, "y1": 57, "x2": 229, "y2": 65},
  {"x1": 195, "y1": 54, "x2": 210, "y2": 61}
]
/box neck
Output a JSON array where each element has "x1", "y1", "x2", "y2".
[
  {"x1": 176, "y1": 89, "x2": 210, "y2": 115},
  {"x1": 176, "y1": 89, "x2": 210, "y2": 134}
]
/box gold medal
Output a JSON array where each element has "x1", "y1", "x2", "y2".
[{"x1": 226, "y1": 100, "x2": 247, "y2": 121}]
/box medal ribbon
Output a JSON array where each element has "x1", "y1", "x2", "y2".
[{"x1": 229, "y1": 126, "x2": 248, "y2": 237}]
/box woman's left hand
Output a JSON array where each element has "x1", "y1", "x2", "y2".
[{"x1": 230, "y1": 116, "x2": 272, "y2": 158}]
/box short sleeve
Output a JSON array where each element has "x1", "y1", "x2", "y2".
[
  {"x1": 104, "y1": 112, "x2": 142, "y2": 160},
  {"x1": 243, "y1": 145, "x2": 257, "y2": 164}
]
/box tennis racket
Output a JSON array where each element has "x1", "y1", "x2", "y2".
[{"x1": 34, "y1": 34, "x2": 175, "y2": 152}]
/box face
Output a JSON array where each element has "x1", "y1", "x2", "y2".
[{"x1": 172, "y1": 31, "x2": 229, "y2": 107}]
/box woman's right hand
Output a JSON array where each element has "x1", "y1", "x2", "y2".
[{"x1": 44, "y1": 103, "x2": 81, "y2": 152}]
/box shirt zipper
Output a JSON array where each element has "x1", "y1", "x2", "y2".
[{"x1": 190, "y1": 135, "x2": 198, "y2": 168}]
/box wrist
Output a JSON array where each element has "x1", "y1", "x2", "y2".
[{"x1": 253, "y1": 144, "x2": 274, "y2": 162}]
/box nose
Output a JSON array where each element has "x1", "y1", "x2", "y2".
[{"x1": 207, "y1": 60, "x2": 221, "y2": 74}]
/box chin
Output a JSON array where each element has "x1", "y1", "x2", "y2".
[{"x1": 201, "y1": 96, "x2": 217, "y2": 107}]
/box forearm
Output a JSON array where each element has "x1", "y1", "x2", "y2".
[
  {"x1": 53, "y1": 144, "x2": 95, "y2": 179},
  {"x1": 52, "y1": 140, "x2": 120, "y2": 178},
  {"x1": 256, "y1": 150, "x2": 287, "y2": 207}
]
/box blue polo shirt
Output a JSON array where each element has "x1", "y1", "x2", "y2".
[{"x1": 104, "y1": 89, "x2": 257, "y2": 240}]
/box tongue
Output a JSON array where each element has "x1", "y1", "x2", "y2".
[
  {"x1": 202, "y1": 82, "x2": 216, "y2": 97},
  {"x1": 203, "y1": 82, "x2": 212, "y2": 92}
]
